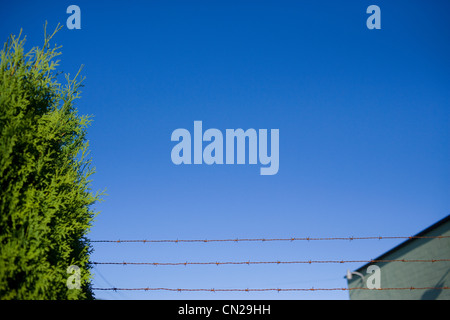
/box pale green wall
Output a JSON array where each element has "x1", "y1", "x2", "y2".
[{"x1": 347, "y1": 218, "x2": 450, "y2": 300}]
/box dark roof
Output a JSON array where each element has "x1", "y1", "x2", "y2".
[{"x1": 352, "y1": 214, "x2": 450, "y2": 273}]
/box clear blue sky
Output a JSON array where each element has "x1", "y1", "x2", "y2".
[{"x1": 1, "y1": 0, "x2": 449, "y2": 300}]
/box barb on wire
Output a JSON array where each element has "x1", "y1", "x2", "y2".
[
  {"x1": 90, "y1": 235, "x2": 450, "y2": 244},
  {"x1": 92, "y1": 259, "x2": 450, "y2": 266},
  {"x1": 92, "y1": 286, "x2": 450, "y2": 292}
]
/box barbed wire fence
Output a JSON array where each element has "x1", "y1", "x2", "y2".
[
  {"x1": 92, "y1": 258, "x2": 450, "y2": 266},
  {"x1": 92, "y1": 286, "x2": 450, "y2": 292},
  {"x1": 90, "y1": 234, "x2": 450, "y2": 295},
  {"x1": 91, "y1": 235, "x2": 450, "y2": 244}
]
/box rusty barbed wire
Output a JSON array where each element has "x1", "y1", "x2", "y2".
[
  {"x1": 92, "y1": 258, "x2": 450, "y2": 266},
  {"x1": 90, "y1": 235, "x2": 450, "y2": 244},
  {"x1": 92, "y1": 286, "x2": 450, "y2": 292}
]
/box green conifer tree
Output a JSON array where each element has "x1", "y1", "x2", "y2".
[{"x1": 0, "y1": 24, "x2": 102, "y2": 299}]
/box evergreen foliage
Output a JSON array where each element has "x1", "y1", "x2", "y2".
[{"x1": 0, "y1": 24, "x2": 102, "y2": 299}]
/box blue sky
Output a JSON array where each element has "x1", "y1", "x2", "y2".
[{"x1": 1, "y1": 0, "x2": 449, "y2": 300}]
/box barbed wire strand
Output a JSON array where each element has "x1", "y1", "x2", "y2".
[
  {"x1": 91, "y1": 235, "x2": 450, "y2": 244},
  {"x1": 92, "y1": 286, "x2": 450, "y2": 292},
  {"x1": 92, "y1": 258, "x2": 450, "y2": 266}
]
